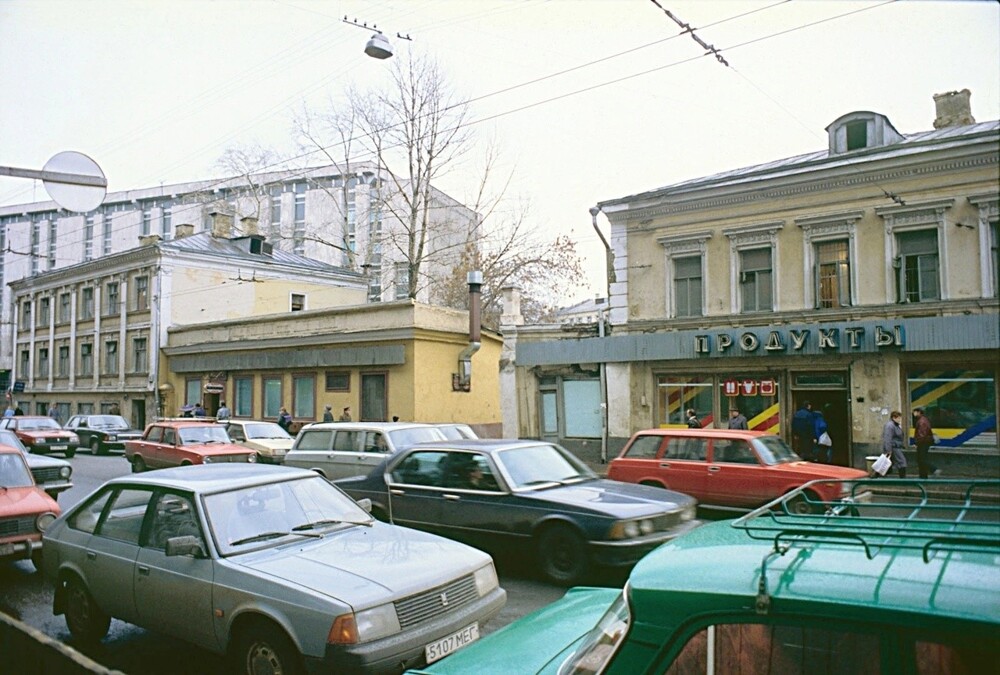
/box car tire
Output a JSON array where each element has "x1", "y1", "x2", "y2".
[
  {"x1": 91, "y1": 438, "x2": 106, "y2": 456},
  {"x1": 64, "y1": 577, "x2": 111, "y2": 643},
  {"x1": 232, "y1": 622, "x2": 304, "y2": 675},
  {"x1": 537, "y1": 524, "x2": 588, "y2": 586},
  {"x1": 132, "y1": 456, "x2": 146, "y2": 473},
  {"x1": 787, "y1": 492, "x2": 821, "y2": 515},
  {"x1": 64, "y1": 449, "x2": 76, "y2": 459}
]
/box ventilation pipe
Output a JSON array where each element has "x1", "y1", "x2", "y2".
[{"x1": 454, "y1": 271, "x2": 482, "y2": 392}]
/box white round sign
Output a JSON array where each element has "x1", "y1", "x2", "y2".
[{"x1": 42, "y1": 151, "x2": 107, "y2": 213}]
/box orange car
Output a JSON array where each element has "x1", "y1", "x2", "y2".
[
  {"x1": 0, "y1": 444, "x2": 60, "y2": 571},
  {"x1": 0, "y1": 416, "x2": 79, "y2": 458},
  {"x1": 125, "y1": 420, "x2": 257, "y2": 472},
  {"x1": 608, "y1": 428, "x2": 867, "y2": 513}
]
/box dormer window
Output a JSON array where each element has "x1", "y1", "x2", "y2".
[
  {"x1": 826, "y1": 111, "x2": 903, "y2": 155},
  {"x1": 846, "y1": 120, "x2": 868, "y2": 151}
]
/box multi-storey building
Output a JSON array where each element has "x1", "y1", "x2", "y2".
[
  {"x1": 503, "y1": 90, "x2": 999, "y2": 473},
  {"x1": 0, "y1": 162, "x2": 478, "y2": 381}
]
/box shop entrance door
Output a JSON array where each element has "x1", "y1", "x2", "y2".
[{"x1": 791, "y1": 384, "x2": 851, "y2": 466}]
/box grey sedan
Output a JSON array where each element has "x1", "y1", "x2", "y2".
[
  {"x1": 43, "y1": 464, "x2": 506, "y2": 674},
  {"x1": 0, "y1": 428, "x2": 72, "y2": 501}
]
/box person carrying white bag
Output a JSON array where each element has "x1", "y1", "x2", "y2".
[{"x1": 878, "y1": 410, "x2": 907, "y2": 477}]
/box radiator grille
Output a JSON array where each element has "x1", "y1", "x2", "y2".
[
  {"x1": 0, "y1": 516, "x2": 36, "y2": 538},
  {"x1": 394, "y1": 574, "x2": 478, "y2": 629},
  {"x1": 31, "y1": 467, "x2": 64, "y2": 483}
]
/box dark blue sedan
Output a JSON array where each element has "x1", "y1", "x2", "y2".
[{"x1": 335, "y1": 439, "x2": 700, "y2": 584}]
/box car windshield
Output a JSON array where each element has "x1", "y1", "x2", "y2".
[
  {"x1": 0, "y1": 429, "x2": 28, "y2": 452},
  {"x1": 753, "y1": 436, "x2": 800, "y2": 465},
  {"x1": 387, "y1": 426, "x2": 447, "y2": 447},
  {"x1": 178, "y1": 426, "x2": 231, "y2": 445},
  {"x1": 0, "y1": 452, "x2": 33, "y2": 488},
  {"x1": 90, "y1": 415, "x2": 130, "y2": 429},
  {"x1": 243, "y1": 422, "x2": 291, "y2": 440},
  {"x1": 15, "y1": 418, "x2": 61, "y2": 431},
  {"x1": 437, "y1": 424, "x2": 478, "y2": 440},
  {"x1": 204, "y1": 475, "x2": 372, "y2": 556},
  {"x1": 497, "y1": 443, "x2": 597, "y2": 489}
]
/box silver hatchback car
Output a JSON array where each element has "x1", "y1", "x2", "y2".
[{"x1": 43, "y1": 464, "x2": 506, "y2": 674}]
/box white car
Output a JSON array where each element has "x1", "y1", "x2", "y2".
[
  {"x1": 224, "y1": 420, "x2": 294, "y2": 464},
  {"x1": 0, "y1": 428, "x2": 73, "y2": 501},
  {"x1": 44, "y1": 464, "x2": 506, "y2": 672}
]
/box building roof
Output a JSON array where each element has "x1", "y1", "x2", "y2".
[{"x1": 160, "y1": 231, "x2": 360, "y2": 275}]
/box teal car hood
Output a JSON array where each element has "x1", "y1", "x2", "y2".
[
  {"x1": 236, "y1": 522, "x2": 490, "y2": 608},
  {"x1": 407, "y1": 586, "x2": 620, "y2": 675}
]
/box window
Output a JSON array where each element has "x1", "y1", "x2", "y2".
[
  {"x1": 395, "y1": 262, "x2": 410, "y2": 299},
  {"x1": 84, "y1": 215, "x2": 95, "y2": 261},
  {"x1": 57, "y1": 346, "x2": 69, "y2": 377},
  {"x1": 907, "y1": 369, "x2": 996, "y2": 449},
  {"x1": 269, "y1": 186, "x2": 282, "y2": 233},
  {"x1": 94, "y1": 489, "x2": 154, "y2": 545},
  {"x1": 665, "y1": 436, "x2": 708, "y2": 461},
  {"x1": 739, "y1": 248, "x2": 773, "y2": 312},
  {"x1": 132, "y1": 337, "x2": 147, "y2": 373},
  {"x1": 104, "y1": 341, "x2": 118, "y2": 375},
  {"x1": 58, "y1": 292, "x2": 71, "y2": 323},
  {"x1": 20, "y1": 300, "x2": 31, "y2": 330},
  {"x1": 368, "y1": 265, "x2": 382, "y2": 303},
  {"x1": 325, "y1": 371, "x2": 350, "y2": 391},
  {"x1": 185, "y1": 379, "x2": 201, "y2": 409},
  {"x1": 148, "y1": 493, "x2": 202, "y2": 550},
  {"x1": 79, "y1": 343, "x2": 93, "y2": 377},
  {"x1": 623, "y1": 435, "x2": 662, "y2": 459},
  {"x1": 563, "y1": 379, "x2": 601, "y2": 438},
  {"x1": 815, "y1": 240, "x2": 851, "y2": 308},
  {"x1": 293, "y1": 182, "x2": 306, "y2": 254},
  {"x1": 134, "y1": 276, "x2": 149, "y2": 311},
  {"x1": 263, "y1": 376, "x2": 283, "y2": 418},
  {"x1": 673, "y1": 256, "x2": 702, "y2": 317},
  {"x1": 161, "y1": 206, "x2": 172, "y2": 240},
  {"x1": 80, "y1": 287, "x2": 94, "y2": 320},
  {"x1": 102, "y1": 214, "x2": 112, "y2": 255},
  {"x1": 290, "y1": 293, "x2": 305, "y2": 312},
  {"x1": 234, "y1": 377, "x2": 253, "y2": 417},
  {"x1": 37, "y1": 297, "x2": 50, "y2": 326},
  {"x1": 48, "y1": 220, "x2": 57, "y2": 268},
  {"x1": 845, "y1": 119, "x2": 868, "y2": 150},
  {"x1": 896, "y1": 230, "x2": 940, "y2": 303},
  {"x1": 293, "y1": 375, "x2": 315, "y2": 420},
  {"x1": 37, "y1": 347, "x2": 49, "y2": 378},
  {"x1": 19, "y1": 350, "x2": 29, "y2": 378},
  {"x1": 106, "y1": 281, "x2": 119, "y2": 315},
  {"x1": 78, "y1": 402, "x2": 94, "y2": 415},
  {"x1": 30, "y1": 220, "x2": 40, "y2": 275},
  {"x1": 141, "y1": 208, "x2": 152, "y2": 235}
]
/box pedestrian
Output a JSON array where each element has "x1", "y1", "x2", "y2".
[
  {"x1": 813, "y1": 409, "x2": 831, "y2": 463},
  {"x1": 339, "y1": 406, "x2": 352, "y2": 422},
  {"x1": 791, "y1": 400, "x2": 816, "y2": 460},
  {"x1": 912, "y1": 407, "x2": 939, "y2": 479},
  {"x1": 880, "y1": 410, "x2": 907, "y2": 478},
  {"x1": 47, "y1": 403, "x2": 60, "y2": 423},
  {"x1": 3, "y1": 404, "x2": 14, "y2": 417},
  {"x1": 685, "y1": 408, "x2": 700, "y2": 429},
  {"x1": 13, "y1": 405, "x2": 23, "y2": 416},
  {"x1": 109, "y1": 402, "x2": 120, "y2": 415},
  {"x1": 277, "y1": 406, "x2": 293, "y2": 432},
  {"x1": 727, "y1": 407, "x2": 748, "y2": 430},
  {"x1": 322, "y1": 405, "x2": 334, "y2": 423},
  {"x1": 216, "y1": 401, "x2": 231, "y2": 421},
  {"x1": 193, "y1": 402, "x2": 206, "y2": 417}
]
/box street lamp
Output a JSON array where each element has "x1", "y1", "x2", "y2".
[{"x1": 343, "y1": 17, "x2": 412, "y2": 60}]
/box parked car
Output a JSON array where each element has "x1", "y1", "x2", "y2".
[
  {"x1": 284, "y1": 422, "x2": 448, "y2": 480},
  {"x1": 124, "y1": 420, "x2": 257, "y2": 472},
  {"x1": 433, "y1": 423, "x2": 479, "y2": 440},
  {"x1": 63, "y1": 414, "x2": 144, "y2": 456},
  {"x1": 336, "y1": 439, "x2": 700, "y2": 585},
  {"x1": 0, "y1": 429, "x2": 72, "y2": 501},
  {"x1": 225, "y1": 420, "x2": 294, "y2": 464},
  {"x1": 43, "y1": 464, "x2": 506, "y2": 673},
  {"x1": 409, "y1": 478, "x2": 1000, "y2": 675},
  {"x1": 0, "y1": 416, "x2": 79, "y2": 458},
  {"x1": 0, "y1": 444, "x2": 61, "y2": 571},
  {"x1": 607, "y1": 428, "x2": 869, "y2": 513}
]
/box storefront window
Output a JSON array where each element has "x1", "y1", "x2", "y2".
[
  {"x1": 234, "y1": 377, "x2": 252, "y2": 417},
  {"x1": 718, "y1": 376, "x2": 781, "y2": 434},
  {"x1": 657, "y1": 376, "x2": 715, "y2": 427},
  {"x1": 563, "y1": 379, "x2": 601, "y2": 438},
  {"x1": 907, "y1": 369, "x2": 997, "y2": 448}
]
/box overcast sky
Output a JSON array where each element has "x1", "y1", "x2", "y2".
[{"x1": 2, "y1": 0, "x2": 998, "y2": 299}]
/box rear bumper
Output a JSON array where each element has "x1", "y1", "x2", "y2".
[{"x1": 589, "y1": 518, "x2": 702, "y2": 567}]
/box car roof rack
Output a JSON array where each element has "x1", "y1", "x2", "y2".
[{"x1": 731, "y1": 478, "x2": 1000, "y2": 614}]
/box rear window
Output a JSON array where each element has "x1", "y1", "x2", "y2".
[
  {"x1": 387, "y1": 426, "x2": 445, "y2": 448},
  {"x1": 295, "y1": 429, "x2": 333, "y2": 451}
]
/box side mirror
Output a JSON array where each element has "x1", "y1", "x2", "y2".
[
  {"x1": 356, "y1": 498, "x2": 372, "y2": 513},
  {"x1": 165, "y1": 535, "x2": 206, "y2": 558}
]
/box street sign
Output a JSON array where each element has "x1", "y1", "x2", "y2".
[
  {"x1": 12, "y1": 381, "x2": 26, "y2": 393},
  {"x1": 42, "y1": 151, "x2": 107, "y2": 213}
]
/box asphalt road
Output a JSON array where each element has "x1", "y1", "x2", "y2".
[{"x1": 1, "y1": 453, "x2": 614, "y2": 674}]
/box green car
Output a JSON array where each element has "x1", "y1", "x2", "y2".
[{"x1": 410, "y1": 479, "x2": 1000, "y2": 674}]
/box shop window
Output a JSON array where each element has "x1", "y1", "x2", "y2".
[
  {"x1": 717, "y1": 376, "x2": 781, "y2": 434},
  {"x1": 907, "y1": 369, "x2": 996, "y2": 449},
  {"x1": 815, "y1": 240, "x2": 851, "y2": 308},
  {"x1": 896, "y1": 230, "x2": 939, "y2": 303},
  {"x1": 656, "y1": 376, "x2": 715, "y2": 427},
  {"x1": 263, "y1": 376, "x2": 283, "y2": 419},
  {"x1": 185, "y1": 379, "x2": 202, "y2": 409},
  {"x1": 234, "y1": 377, "x2": 253, "y2": 417},
  {"x1": 360, "y1": 372, "x2": 387, "y2": 422},
  {"x1": 325, "y1": 371, "x2": 350, "y2": 391},
  {"x1": 293, "y1": 375, "x2": 315, "y2": 420},
  {"x1": 563, "y1": 379, "x2": 602, "y2": 439}
]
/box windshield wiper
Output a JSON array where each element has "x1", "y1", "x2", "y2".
[
  {"x1": 521, "y1": 479, "x2": 563, "y2": 488},
  {"x1": 292, "y1": 518, "x2": 373, "y2": 531},
  {"x1": 229, "y1": 529, "x2": 322, "y2": 546},
  {"x1": 559, "y1": 474, "x2": 589, "y2": 483}
]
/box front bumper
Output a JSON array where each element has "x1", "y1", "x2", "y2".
[
  {"x1": 29, "y1": 442, "x2": 78, "y2": 455},
  {"x1": 304, "y1": 587, "x2": 506, "y2": 675},
  {"x1": 589, "y1": 518, "x2": 703, "y2": 567},
  {"x1": 39, "y1": 480, "x2": 74, "y2": 499},
  {"x1": 0, "y1": 537, "x2": 41, "y2": 562}
]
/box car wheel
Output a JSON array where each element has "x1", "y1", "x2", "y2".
[
  {"x1": 787, "y1": 492, "x2": 820, "y2": 515},
  {"x1": 132, "y1": 456, "x2": 146, "y2": 473},
  {"x1": 537, "y1": 524, "x2": 588, "y2": 585},
  {"x1": 64, "y1": 577, "x2": 111, "y2": 643},
  {"x1": 64, "y1": 448, "x2": 76, "y2": 459},
  {"x1": 639, "y1": 480, "x2": 664, "y2": 489},
  {"x1": 232, "y1": 623, "x2": 304, "y2": 675},
  {"x1": 90, "y1": 438, "x2": 106, "y2": 456}
]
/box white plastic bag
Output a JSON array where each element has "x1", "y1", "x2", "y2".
[
  {"x1": 872, "y1": 453, "x2": 892, "y2": 476},
  {"x1": 818, "y1": 431, "x2": 832, "y2": 447}
]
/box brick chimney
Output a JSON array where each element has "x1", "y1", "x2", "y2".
[
  {"x1": 933, "y1": 89, "x2": 975, "y2": 129},
  {"x1": 209, "y1": 211, "x2": 234, "y2": 238},
  {"x1": 174, "y1": 223, "x2": 195, "y2": 238},
  {"x1": 239, "y1": 216, "x2": 259, "y2": 236}
]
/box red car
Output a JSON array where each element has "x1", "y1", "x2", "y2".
[
  {"x1": 125, "y1": 420, "x2": 258, "y2": 472},
  {"x1": 607, "y1": 428, "x2": 868, "y2": 513},
  {"x1": 0, "y1": 444, "x2": 61, "y2": 571},
  {"x1": 0, "y1": 416, "x2": 79, "y2": 458}
]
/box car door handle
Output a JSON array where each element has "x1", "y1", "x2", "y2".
[
  {"x1": 659, "y1": 462, "x2": 671, "y2": 468},
  {"x1": 443, "y1": 494, "x2": 461, "y2": 501},
  {"x1": 138, "y1": 566, "x2": 150, "y2": 576},
  {"x1": 390, "y1": 488, "x2": 405, "y2": 496},
  {"x1": 708, "y1": 466, "x2": 721, "y2": 472},
  {"x1": 86, "y1": 551, "x2": 96, "y2": 561}
]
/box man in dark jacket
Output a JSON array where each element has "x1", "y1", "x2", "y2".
[
  {"x1": 912, "y1": 407, "x2": 937, "y2": 478},
  {"x1": 791, "y1": 401, "x2": 815, "y2": 460}
]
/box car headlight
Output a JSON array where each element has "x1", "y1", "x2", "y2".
[
  {"x1": 36, "y1": 512, "x2": 57, "y2": 531},
  {"x1": 107, "y1": 434, "x2": 117, "y2": 441},
  {"x1": 474, "y1": 563, "x2": 499, "y2": 596},
  {"x1": 329, "y1": 604, "x2": 400, "y2": 645},
  {"x1": 203, "y1": 456, "x2": 213, "y2": 464},
  {"x1": 59, "y1": 466, "x2": 71, "y2": 479},
  {"x1": 247, "y1": 453, "x2": 258, "y2": 463},
  {"x1": 609, "y1": 520, "x2": 640, "y2": 540},
  {"x1": 680, "y1": 504, "x2": 697, "y2": 522},
  {"x1": 638, "y1": 519, "x2": 654, "y2": 535}
]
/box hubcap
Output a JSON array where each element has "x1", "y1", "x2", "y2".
[{"x1": 247, "y1": 640, "x2": 283, "y2": 675}]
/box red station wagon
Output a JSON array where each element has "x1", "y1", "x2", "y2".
[
  {"x1": 0, "y1": 444, "x2": 61, "y2": 571},
  {"x1": 125, "y1": 420, "x2": 257, "y2": 473},
  {"x1": 608, "y1": 428, "x2": 868, "y2": 513}
]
